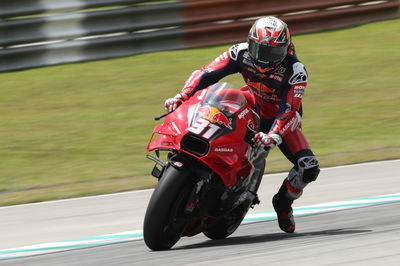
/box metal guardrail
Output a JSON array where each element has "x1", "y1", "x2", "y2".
[
  {"x1": 183, "y1": 0, "x2": 400, "y2": 47},
  {"x1": 0, "y1": 0, "x2": 399, "y2": 72},
  {"x1": 1, "y1": 28, "x2": 186, "y2": 72},
  {"x1": 0, "y1": 0, "x2": 157, "y2": 18},
  {"x1": 0, "y1": 3, "x2": 184, "y2": 47}
]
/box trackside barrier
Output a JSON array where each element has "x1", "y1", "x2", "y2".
[
  {"x1": 0, "y1": 0, "x2": 399, "y2": 72},
  {"x1": 0, "y1": 0, "x2": 158, "y2": 18},
  {"x1": 183, "y1": 0, "x2": 400, "y2": 47}
]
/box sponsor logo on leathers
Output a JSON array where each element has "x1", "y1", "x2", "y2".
[
  {"x1": 289, "y1": 62, "x2": 308, "y2": 85},
  {"x1": 229, "y1": 43, "x2": 248, "y2": 61}
]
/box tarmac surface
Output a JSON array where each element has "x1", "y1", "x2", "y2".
[{"x1": 0, "y1": 160, "x2": 399, "y2": 265}]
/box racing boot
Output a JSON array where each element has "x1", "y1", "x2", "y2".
[
  {"x1": 272, "y1": 155, "x2": 319, "y2": 233},
  {"x1": 272, "y1": 192, "x2": 295, "y2": 233}
]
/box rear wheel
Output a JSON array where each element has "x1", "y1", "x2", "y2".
[
  {"x1": 143, "y1": 166, "x2": 194, "y2": 250},
  {"x1": 204, "y1": 159, "x2": 266, "y2": 240},
  {"x1": 203, "y1": 202, "x2": 249, "y2": 240}
]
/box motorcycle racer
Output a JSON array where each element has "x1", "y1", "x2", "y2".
[{"x1": 165, "y1": 16, "x2": 320, "y2": 233}]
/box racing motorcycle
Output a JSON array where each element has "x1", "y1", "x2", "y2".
[{"x1": 143, "y1": 82, "x2": 268, "y2": 251}]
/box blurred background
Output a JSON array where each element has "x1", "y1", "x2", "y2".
[{"x1": 1, "y1": 0, "x2": 399, "y2": 206}]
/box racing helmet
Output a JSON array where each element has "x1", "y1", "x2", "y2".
[{"x1": 248, "y1": 16, "x2": 291, "y2": 73}]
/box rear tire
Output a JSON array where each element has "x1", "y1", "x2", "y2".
[
  {"x1": 203, "y1": 202, "x2": 249, "y2": 240},
  {"x1": 204, "y1": 159, "x2": 266, "y2": 240},
  {"x1": 143, "y1": 166, "x2": 193, "y2": 250}
]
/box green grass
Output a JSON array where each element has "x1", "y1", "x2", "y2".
[{"x1": 1, "y1": 19, "x2": 399, "y2": 205}]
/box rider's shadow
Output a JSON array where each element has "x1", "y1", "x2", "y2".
[{"x1": 173, "y1": 228, "x2": 372, "y2": 250}]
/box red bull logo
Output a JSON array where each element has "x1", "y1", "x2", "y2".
[{"x1": 197, "y1": 106, "x2": 233, "y2": 130}]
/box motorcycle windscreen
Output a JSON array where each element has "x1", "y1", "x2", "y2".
[
  {"x1": 189, "y1": 83, "x2": 247, "y2": 130},
  {"x1": 202, "y1": 83, "x2": 247, "y2": 114}
]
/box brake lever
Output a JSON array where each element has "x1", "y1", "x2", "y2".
[
  {"x1": 245, "y1": 125, "x2": 257, "y2": 145},
  {"x1": 245, "y1": 125, "x2": 271, "y2": 152}
]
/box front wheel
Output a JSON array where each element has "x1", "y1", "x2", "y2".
[{"x1": 143, "y1": 166, "x2": 193, "y2": 250}]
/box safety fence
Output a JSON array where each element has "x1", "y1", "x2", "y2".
[{"x1": 0, "y1": 0, "x2": 399, "y2": 72}]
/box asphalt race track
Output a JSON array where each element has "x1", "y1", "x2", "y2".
[
  {"x1": 1, "y1": 160, "x2": 399, "y2": 265},
  {"x1": 2, "y1": 202, "x2": 400, "y2": 266}
]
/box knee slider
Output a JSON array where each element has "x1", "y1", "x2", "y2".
[
  {"x1": 298, "y1": 156, "x2": 320, "y2": 183},
  {"x1": 303, "y1": 166, "x2": 320, "y2": 183}
]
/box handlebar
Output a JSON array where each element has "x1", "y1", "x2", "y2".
[{"x1": 154, "y1": 112, "x2": 170, "y2": 121}]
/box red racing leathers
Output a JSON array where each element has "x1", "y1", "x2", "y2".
[
  {"x1": 176, "y1": 43, "x2": 320, "y2": 202},
  {"x1": 180, "y1": 43, "x2": 309, "y2": 157}
]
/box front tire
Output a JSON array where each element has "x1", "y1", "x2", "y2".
[{"x1": 143, "y1": 166, "x2": 193, "y2": 250}]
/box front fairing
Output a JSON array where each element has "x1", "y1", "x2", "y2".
[
  {"x1": 148, "y1": 83, "x2": 259, "y2": 187},
  {"x1": 148, "y1": 83, "x2": 245, "y2": 150}
]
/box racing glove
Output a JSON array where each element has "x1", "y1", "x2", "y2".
[
  {"x1": 253, "y1": 132, "x2": 283, "y2": 149},
  {"x1": 164, "y1": 93, "x2": 187, "y2": 112}
]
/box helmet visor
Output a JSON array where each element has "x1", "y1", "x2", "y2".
[{"x1": 248, "y1": 39, "x2": 287, "y2": 67}]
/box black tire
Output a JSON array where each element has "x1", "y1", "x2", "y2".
[
  {"x1": 203, "y1": 202, "x2": 249, "y2": 240},
  {"x1": 204, "y1": 159, "x2": 266, "y2": 240},
  {"x1": 143, "y1": 166, "x2": 193, "y2": 250}
]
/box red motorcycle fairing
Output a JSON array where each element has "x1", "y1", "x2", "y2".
[{"x1": 148, "y1": 83, "x2": 260, "y2": 188}]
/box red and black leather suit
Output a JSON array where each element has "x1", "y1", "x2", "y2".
[{"x1": 178, "y1": 42, "x2": 320, "y2": 201}]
